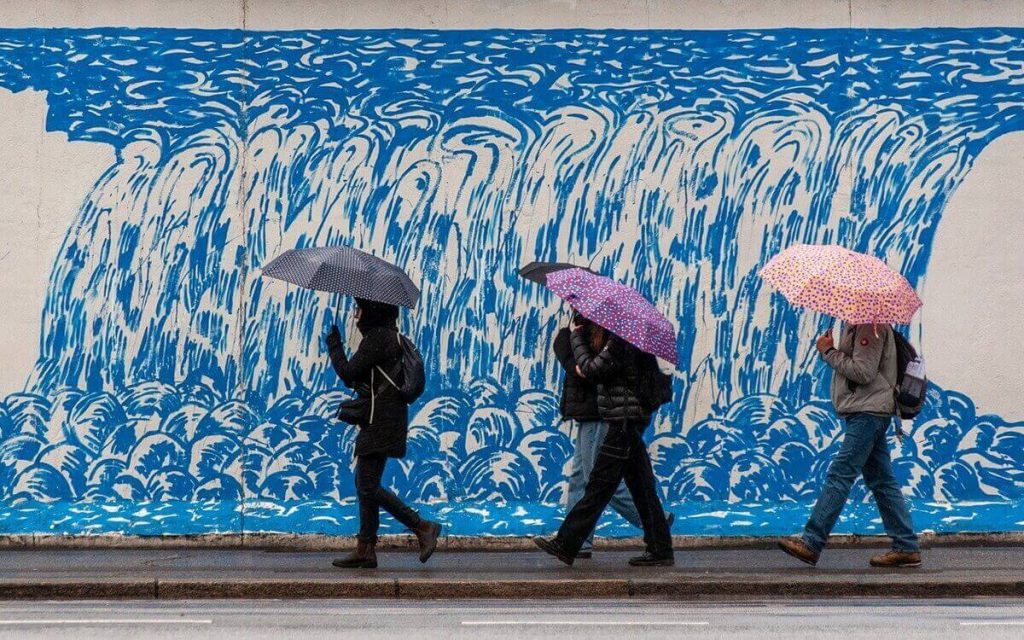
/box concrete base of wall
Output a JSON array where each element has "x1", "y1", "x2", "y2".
[{"x1": 3, "y1": 531, "x2": 1023, "y2": 551}]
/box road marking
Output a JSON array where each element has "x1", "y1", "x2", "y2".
[
  {"x1": 960, "y1": 621, "x2": 1024, "y2": 627},
  {"x1": 0, "y1": 619, "x2": 213, "y2": 625},
  {"x1": 462, "y1": 620, "x2": 709, "y2": 627}
]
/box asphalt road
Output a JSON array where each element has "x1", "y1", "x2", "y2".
[{"x1": 0, "y1": 599, "x2": 1023, "y2": 639}]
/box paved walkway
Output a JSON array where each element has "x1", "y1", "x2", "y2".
[{"x1": 1, "y1": 546, "x2": 1022, "y2": 599}]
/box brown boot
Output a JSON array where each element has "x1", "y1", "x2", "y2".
[
  {"x1": 778, "y1": 538, "x2": 820, "y2": 566},
  {"x1": 414, "y1": 520, "x2": 442, "y2": 563},
  {"x1": 332, "y1": 539, "x2": 377, "y2": 569},
  {"x1": 870, "y1": 550, "x2": 921, "y2": 568}
]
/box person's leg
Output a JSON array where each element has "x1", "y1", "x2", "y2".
[
  {"x1": 619, "y1": 423, "x2": 673, "y2": 558},
  {"x1": 604, "y1": 419, "x2": 645, "y2": 532},
  {"x1": 801, "y1": 413, "x2": 879, "y2": 554},
  {"x1": 555, "y1": 421, "x2": 632, "y2": 558},
  {"x1": 862, "y1": 416, "x2": 920, "y2": 553},
  {"x1": 355, "y1": 455, "x2": 386, "y2": 543},
  {"x1": 565, "y1": 421, "x2": 598, "y2": 553},
  {"x1": 372, "y1": 458, "x2": 423, "y2": 531},
  {"x1": 570, "y1": 421, "x2": 645, "y2": 553}
]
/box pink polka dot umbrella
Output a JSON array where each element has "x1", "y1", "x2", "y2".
[
  {"x1": 544, "y1": 268, "x2": 679, "y2": 366},
  {"x1": 759, "y1": 244, "x2": 923, "y2": 324}
]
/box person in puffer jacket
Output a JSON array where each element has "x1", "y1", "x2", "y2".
[
  {"x1": 553, "y1": 312, "x2": 649, "y2": 559},
  {"x1": 535, "y1": 316, "x2": 674, "y2": 567}
]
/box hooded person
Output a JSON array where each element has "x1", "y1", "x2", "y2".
[{"x1": 325, "y1": 297, "x2": 442, "y2": 568}]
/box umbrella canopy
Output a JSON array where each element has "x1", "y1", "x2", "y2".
[
  {"x1": 261, "y1": 246, "x2": 420, "y2": 308},
  {"x1": 544, "y1": 268, "x2": 678, "y2": 365},
  {"x1": 518, "y1": 261, "x2": 598, "y2": 285},
  {"x1": 759, "y1": 244, "x2": 922, "y2": 324}
]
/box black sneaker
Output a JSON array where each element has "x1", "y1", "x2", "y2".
[
  {"x1": 628, "y1": 552, "x2": 674, "y2": 567},
  {"x1": 534, "y1": 537, "x2": 574, "y2": 566}
]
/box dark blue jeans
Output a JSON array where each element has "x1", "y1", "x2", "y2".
[{"x1": 802, "y1": 413, "x2": 920, "y2": 554}]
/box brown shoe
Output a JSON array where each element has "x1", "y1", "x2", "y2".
[
  {"x1": 778, "y1": 538, "x2": 820, "y2": 566},
  {"x1": 870, "y1": 550, "x2": 921, "y2": 568},
  {"x1": 414, "y1": 520, "x2": 442, "y2": 563},
  {"x1": 333, "y1": 539, "x2": 377, "y2": 569}
]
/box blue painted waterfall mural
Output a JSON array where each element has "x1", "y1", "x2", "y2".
[{"x1": 1, "y1": 27, "x2": 1023, "y2": 537}]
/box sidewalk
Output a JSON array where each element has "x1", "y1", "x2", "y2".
[{"x1": 1, "y1": 546, "x2": 1022, "y2": 600}]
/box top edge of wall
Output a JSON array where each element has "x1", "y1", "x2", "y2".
[{"x1": 1, "y1": 0, "x2": 1022, "y2": 30}]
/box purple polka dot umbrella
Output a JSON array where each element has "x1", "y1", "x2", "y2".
[
  {"x1": 759, "y1": 244, "x2": 923, "y2": 324},
  {"x1": 544, "y1": 268, "x2": 679, "y2": 366}
]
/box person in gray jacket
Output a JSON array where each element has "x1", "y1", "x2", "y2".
[{"x1": 778, "y1": 323, "x2": 922, "y2": 568}]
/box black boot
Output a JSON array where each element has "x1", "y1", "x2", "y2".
[
  {"x1": 333, "y1": 539, "x2": 377, "y2": 569},
  {"x1": 534, "y1": 537, "x2": 574, "y2": 566},
  {"x1": 414, "y1": 520, "x2": 442, "y2": 563},
  {"x1": 628, "y1": 551, "x2": 674, "y2": 567}
]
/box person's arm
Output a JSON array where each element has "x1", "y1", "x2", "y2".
[
  {"x1": 326, "y1": 326, "x2": 386, "y2": 387},
  {"x1": 821, "y1": 325, "x2": 885, "y2": 385},
  {"x1": 571, "y1": 330, "x2": 620, "y2": 381},
  {"x1": 553, "y1": 328, "x2": 575, "y2": 373}
]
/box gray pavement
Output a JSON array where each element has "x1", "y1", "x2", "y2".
[
  {"x1": 1, "y1": 599, "x2": 1024, "y2": 639},
  {"x1": 0, "y1": 546, "x2": 1022, "y2": 599}
]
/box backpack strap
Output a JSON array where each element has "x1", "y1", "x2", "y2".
[{"x1": 374, "y1": 332, "x2": 404, "y2": 392}]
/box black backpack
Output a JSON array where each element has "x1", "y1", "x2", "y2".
[
  {"x1": 376, "y1": 333, "x2": 426, "y2": 405},
  {"x1": 635, "y1": 351, "x2": 673, "y2": 413}
]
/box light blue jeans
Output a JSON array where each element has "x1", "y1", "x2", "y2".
[
  {"x1": 803, "y1": 413, "x2": 920, "y2": 554},
  {"x1": 566, "y1": 420, "x2": 644, "y2": 552}
]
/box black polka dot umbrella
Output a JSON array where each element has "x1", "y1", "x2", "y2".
[{"x1": 261, "y1": 246, "x2": 420, "y2": 309}]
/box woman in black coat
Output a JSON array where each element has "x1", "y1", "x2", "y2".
[
  {"x1": 325, "y1": 298, "x2": 441, "y2": 569},
  {"x1": 535, "y1": 317, "x2": 674, "y2": 567}
]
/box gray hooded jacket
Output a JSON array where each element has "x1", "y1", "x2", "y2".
[{"x1": 823, "y1": 324, "x2": 897, "y2": 417}]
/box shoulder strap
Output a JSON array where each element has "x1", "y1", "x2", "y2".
[
  {"x1": 374, "y1": 332, "x2": 404, "y2": 391},
  {"x1": 376, "y1": 365, "x2": 399, "y2": 390}
]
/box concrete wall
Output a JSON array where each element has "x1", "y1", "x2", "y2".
[{"x1": 0, "y1": 1, "x2": 1023, "y2": 539}]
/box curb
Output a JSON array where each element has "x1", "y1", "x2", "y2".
[
  {"x1": 1, "y1": 578, "x2": 1022, "y2": 600},
  {"x1": 4, "y1": 531, "x2": 1024, "y2": 551}
]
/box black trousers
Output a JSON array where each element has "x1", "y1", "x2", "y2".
[
  {"x1": 554, "y1": 420, "x2": 673, "y2": 558},
  {"x1": 356, "y1": 454, "x2": 421, "y2": 543}
]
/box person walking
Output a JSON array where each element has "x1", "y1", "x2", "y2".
[
  {"x1": 326, "y1": 298, "x2": 442, "y2": 569},
  {"x1": 778, "y1": 323, "x2": 921, "y2": 568},
  {"x1": 555, "y1": 313, "x2": 672, "y2": 559},
  {"x1": 535, "y1": 317, "x2": 675, "y2": 567}
]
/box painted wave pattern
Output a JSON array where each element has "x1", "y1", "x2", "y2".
[
  {"x1": 0, "y1": 28, "x2": 1023, "y2": 534},
  {"x1": 1, "y1": 380, "x2": 1023, "y2": 535}
]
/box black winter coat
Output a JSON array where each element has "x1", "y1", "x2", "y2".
[
  {"x1": 553, "y1": 327, "x2": 601, "y2": 422},
  {"x1": 571, "y1": 329, "x2": 651, "y2": 425},
  {"x1": 328, "y1": 326, "x2": 408, "y2": 458}
]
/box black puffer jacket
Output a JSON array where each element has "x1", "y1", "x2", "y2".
[
  {"x1": 327, "y1": 326, "x2": 408, "y2": 458},
  {"x1": 553, "y1": 327, "x2": 600, "y2": 422},
  {"x1": 571, "y1": 329, "x2": 650, "y2": 424}
]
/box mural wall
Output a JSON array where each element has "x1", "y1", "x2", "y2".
[{"x1": 1, "y1": 26, "x2": 1023, "y2": 538}]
